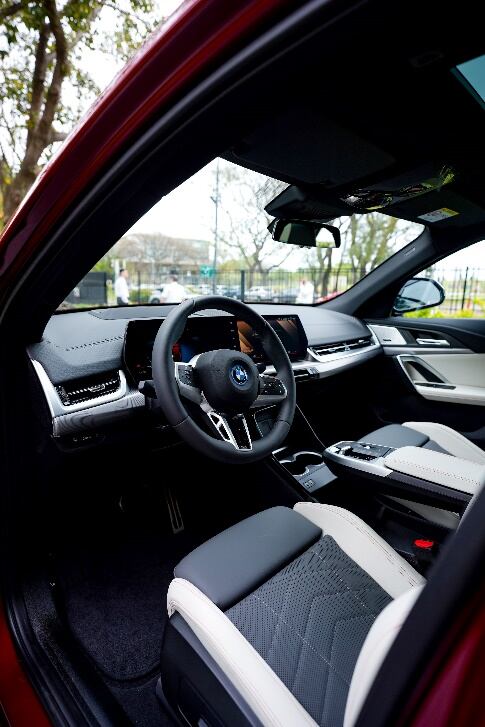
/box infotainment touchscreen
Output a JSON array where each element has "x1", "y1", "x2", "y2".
[{"x1": 237, "y1": 315, "x2": 308, "y2": 363}]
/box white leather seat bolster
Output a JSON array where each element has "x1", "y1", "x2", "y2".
[
  {"x1": 294, "y1": 503, "x2": 424, "y2": 598},
  {"x1": 167, "y1": 577, "x2": 318, "y2": 727},
  {"x1": 404, "y1": 421, "x2": 485, "y2": 464},
  {"x1": 384, "y1": 446, "x2": 485, "y2": 495},
  {"x1": 343, "y1": 586, "x2": 423, "y2": 727}
]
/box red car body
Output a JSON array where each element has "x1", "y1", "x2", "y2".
[{"x1": 0, "y1": 1, "x2": 484, "y2": 724}]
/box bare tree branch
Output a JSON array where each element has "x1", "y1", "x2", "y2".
[
  {"x1": 0, "y1": 1, "x2": 27, "y2": 20},
  {"x1": 48, "y1": 128, "x2": 68, "y2": 143},
  {"x1": 27, "y1": 22, "x2": 49, "y2": 148},
  {"x1": 103, "y1": 1, "x2": 155, "y2": 31}
]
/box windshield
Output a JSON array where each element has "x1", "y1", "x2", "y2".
[{"x1": 59, "y1": 159, "x2": 423, "y2": 310}]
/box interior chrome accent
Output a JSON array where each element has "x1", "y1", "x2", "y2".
[
  {"x1": 396, "y1": 354, "x2": 452, "y2": 387},
  {"x1": 382, "y1": 346, "x2": 471, "y2": 356},
  {"x1": 31, "y1": 359, "x2": 127, "y2": 417},
  {"x1": 368, "y1": 324, "x2": 407, "y2": 346},
  {"x1": 415, "y1": 338, "x2": 450, "y2": 347},
  {"x1": 206, "y1": 410, "x2": 252, "y2": 450},
  {"x1": 309, "y1": 336, "x2": 372, "y2": 357}
]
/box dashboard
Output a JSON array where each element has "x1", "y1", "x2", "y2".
[
  {"x1": 124, "y1": 314, "x2": 308, "y2": 382},
  {"x1": 27, "y1": 303, "x2": 382, "y2": 440}
]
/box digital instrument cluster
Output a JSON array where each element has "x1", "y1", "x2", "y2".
[{"x1": 123, "y1": 314, "x2": 308, "y2": 382}]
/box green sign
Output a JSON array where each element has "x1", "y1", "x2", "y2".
[{"x1": 199, "y1": 265, "x2": 215, "y2": 277}]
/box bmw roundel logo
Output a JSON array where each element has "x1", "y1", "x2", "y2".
[{"x1": 231, "y1": 363, "x2": 249, "y2": 386}]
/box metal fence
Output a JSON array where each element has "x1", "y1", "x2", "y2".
[
  {"x1": 426, "y1": 267, "x2": 485, "y2": 316},
  {"x1": 68, "y1": 266, "x2": 485, "y2": 317},
  {"x1": 123, "y1": 269, "x2": 361, "y2": 305},
  {"x1": 65, "y1": 271, "x2": 108, "y2": 306}
]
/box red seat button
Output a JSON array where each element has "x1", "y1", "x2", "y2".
[{"x1": 414, "y1": 539, "x2": 435, "y2": 550}]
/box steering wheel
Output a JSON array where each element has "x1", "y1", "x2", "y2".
[{"x1": 152, "y1": 296, "x2": 296, "y2": 463}]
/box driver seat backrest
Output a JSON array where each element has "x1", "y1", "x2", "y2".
[{"x1": 160, "y1": 503, "x2": 425, "y2": 727}]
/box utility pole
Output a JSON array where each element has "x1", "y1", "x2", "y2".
[{"x1": 211, "y1": 160, "x2": 220, "y2": 294}]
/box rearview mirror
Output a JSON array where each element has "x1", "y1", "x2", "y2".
[
  {"x1": 393, "y1": 277, "x2": 445, "y2": 315},
  {"x1": 268, "y1": 219, "x2": 341, "y2": 248}
]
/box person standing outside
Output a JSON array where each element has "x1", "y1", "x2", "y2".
[
  {"x1": 115, "y1": 268, "x2": 130, "y2": 305},
  {"x1": 296, "y1": 278, "x2": 314, "y2": 305},
  {"x1": 160, "y1": 275, "x2": 187, "y2": 303}
]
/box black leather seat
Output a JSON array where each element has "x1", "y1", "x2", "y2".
[{"x1": 159, "y1": 504, "x2": 424, "y2": 727}]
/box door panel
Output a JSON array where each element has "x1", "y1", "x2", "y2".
[
  {"x1": 366, "y1": 318, "x2": 485, "y2": 449},
  {"x1": 398, "y1": 352, "x2": 485, "y2": 406},
  {"x1": 379, "y1": 317, "x2": 485, "y2": 352}
]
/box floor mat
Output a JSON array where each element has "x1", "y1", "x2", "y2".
[
  {"x1": 55, "y1": 481, "x2": 205, "y2": 682},
  {"x1": 58, "y1": 527, "x2": 196, "y2": 681},
  {"x1": 110, "y1": 676, "x2": 172, "y2": 727},
  {"x1": 54, "y1": 465, "x2": 269, "y2": 695}
]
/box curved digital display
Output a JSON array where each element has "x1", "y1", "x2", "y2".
[
  {"x1": 124, "y1": 314, "x2": 307, "y2": 382},
  {"x1": 238, "y1": 315, "x2": 307, "y2": 364}
]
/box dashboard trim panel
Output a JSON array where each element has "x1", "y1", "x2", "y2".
[
  {"x1": 29, "y1": 313, "x2": 382, "y2": 438},
  {"x1": 31, "y1": 360, "x2": 127, "y2": 418}
]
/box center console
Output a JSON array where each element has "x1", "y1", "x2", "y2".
[
  {"x1": 270, "y1": 407, "x2": 337, "y2": 494},
  {"x1": 324, "y1": 439, "x2": 483, "y2": 508}
]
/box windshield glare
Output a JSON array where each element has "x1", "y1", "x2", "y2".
[{"x1": 59, "y1": 159, "x2": 423, "y2": 310}]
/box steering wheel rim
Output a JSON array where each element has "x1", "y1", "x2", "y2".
[{"x1": 152, "y1": 296, "x2": 296, "y2": 463}]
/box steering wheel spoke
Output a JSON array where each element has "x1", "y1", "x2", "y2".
[
  {"x1": 251, "y1": 374, "x2": 287, "y2": 408},
  {"x1": 175, "y1": 362, "x2": 202, "y2": 404},
  {"x1": 152, "y1": 296, "x2": 295, "y2": 462},
  {"x1": 205, "y1": 409, "x2": 252, "y2": 451}
]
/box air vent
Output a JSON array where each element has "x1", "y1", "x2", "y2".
[
  {"x1": 56, "y1": 371, "x2": 121, "y2": 407},
  {"x1": 310, "y1": 336, "x2": 373, "y2": 358}
]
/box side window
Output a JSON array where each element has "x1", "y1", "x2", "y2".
[{"x1": 402, "y1": 240, "x2": 485, "y2": 319}]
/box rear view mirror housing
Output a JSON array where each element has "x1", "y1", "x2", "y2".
[
  {"x1": 392, "y1": 277, "x2": 445, "y2": 316},
  {"x1": 268, "y1": 219, "x2": 341, "y2": 248}
]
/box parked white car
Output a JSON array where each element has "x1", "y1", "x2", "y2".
[{"x1": 245, "y1": 285, "x2": 272, "y2": 300}]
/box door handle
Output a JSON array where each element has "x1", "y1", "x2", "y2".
[
  {"x1": 396, "y1": 354, "x2": 452, "y2": 387},
  {"x1": 415, "y1": 338, "x2": 450, "y2": 347}
]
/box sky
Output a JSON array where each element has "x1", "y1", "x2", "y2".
[{"x1": 81, "y1": 0, "x2": 185, "y2": 90}]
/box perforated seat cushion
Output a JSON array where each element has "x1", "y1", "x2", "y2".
[{"x1": 226, "y1": 534, "x2": 392, "y2": 727}]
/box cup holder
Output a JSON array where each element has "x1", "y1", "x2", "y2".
[{"x1": 279, "y1": 450, "x2": 324, "y2": 476}]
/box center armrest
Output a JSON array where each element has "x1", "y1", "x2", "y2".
[{"x1": 383, "y1": 446, "x2": 485, "y2": 495}]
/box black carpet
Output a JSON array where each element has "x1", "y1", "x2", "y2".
[
  {"x1": 53, "y1": 457, "x2": 274, "y2": 725},
  {"x1": 110, "y1": 675, "x2": 172, "y2": 727},
  {"x1": 58, "y1": 527, "x2": 195, "y2": 681},
  {"x1": 55, "y1": 475, "x2": 253, "y2": 684}
]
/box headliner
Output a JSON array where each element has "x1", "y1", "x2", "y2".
[{"x1": 223, "y1": 0, "x2": 485, "y2": 231}]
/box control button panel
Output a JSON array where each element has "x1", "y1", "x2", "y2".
[
  {"x1": 260, "y1": 376, "x2": 285, "y2": 395},
  {"x1": 177, "y1": 365, "x2": 197, "y2": 387}
]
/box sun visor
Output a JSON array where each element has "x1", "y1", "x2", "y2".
[
  {"x1": 231, "y1": 106, "x2": 394, "y2": 186},
  {"x1": 265, "y1": 186, "x2": 349, "y2": 222},
  {"x1": 382, "y1": 189, "x2": 485, "y2": 228},
  {"x1": 340, "y1": 164, "x2": 455, "y2": 211}
]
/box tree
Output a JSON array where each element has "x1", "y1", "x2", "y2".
[
  {"x1": 0, "y1": 0, "x2": 160, "y2": 226},
  {"x1": 217, "y1": 163, "x2": 296, "y2": 286},
  {"x1": 347, "y1": 212, "x2": 400, "y2": 279},
  {"x1": 304, "y1": 213, "x2": 414, "y2": 296},
  {"x1": 303, "y1": 217, "x2": 351, "y2": 297},
  {"x1": 112, "y1": 232, "x2": 209, "y2": 276}
]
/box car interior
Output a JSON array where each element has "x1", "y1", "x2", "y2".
[{"x1": 1, "y1": 1, "x2": 485, "y2": 726}]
